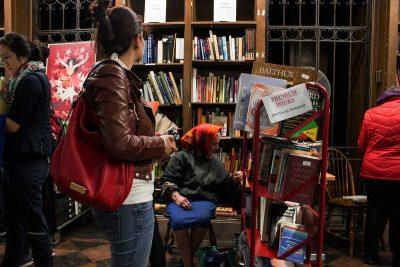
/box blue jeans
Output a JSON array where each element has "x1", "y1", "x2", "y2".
[
  {"x1": 1, "y1": 158, "x2": 53, "y2": 267},
  {"x1": 93, "y1": 201, "x2": 154, "y2": 267}
]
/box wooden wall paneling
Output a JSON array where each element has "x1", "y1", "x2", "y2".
[
  {"x1": 387, "y1": 0, "x2": 399, "y2": 91},
  {"x1": 370, "y1": 0, "x2": 398, "y2": 106},
  {"x1": 4, "y1": 0, "x2": 32, "y2": 38},
  {"x1": 183, "y1": 0, "x2": 192, "y2": 133},
  {"x1": 115, "y1": 0, "x2": 126, "y2": 6},
  {"x1": 4, "y1": 0, "x2": 12, "y2": 33},
  {"x1": 255, "y1": 0, "x2": 265, "y2": 62}
]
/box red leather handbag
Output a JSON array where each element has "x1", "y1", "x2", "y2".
[{"x1": 50, "y1": 62, "x2": 135, "y2": 212}]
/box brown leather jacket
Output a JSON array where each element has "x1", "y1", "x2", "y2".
[{"x1": 84, "y1": 62, "x2": 166, "y2": 181}]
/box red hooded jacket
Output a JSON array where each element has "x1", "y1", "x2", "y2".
[{"x1": 358, "y1": 96, "x2": 400, "y2": 181}]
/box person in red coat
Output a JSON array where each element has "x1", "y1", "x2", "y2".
[{"x1": 358, "y1": 86, "x2": 400, "y2": 266}]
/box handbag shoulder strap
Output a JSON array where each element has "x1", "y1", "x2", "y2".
[{"x1": 61, "y1": 59, "x2": 140, "y2": 133}]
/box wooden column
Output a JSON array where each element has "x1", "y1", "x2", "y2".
[
  {"x1": 255, "y1": 0, "x2": 265, "y2": 62},
  {"x1": 115, "y1": 0, "x2": 126, "y2": 6},
  {"x1": 4, "y1": 0, "x2": 32, "y2": 39},
  {"x1": 182, "y1": 0, "x2": 192, "y2": 133},
  {"x1": 386, "y1": 0, "x2": 399, "y2": 90},
  {"x1": 370, "y1": 0, "x2": 399, "y2": 106}
]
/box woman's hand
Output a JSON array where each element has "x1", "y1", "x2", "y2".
[
  {"x1": 233, "y1": 171, "x2": 244, "y2": 183},
  {"x1": 171, "y1": 191, "x2": 192, "y2": 210},
  {"x1": 161, "y1": 135, "x2": 178, "y2": 160}
]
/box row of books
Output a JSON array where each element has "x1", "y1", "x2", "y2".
[
  {"x1": 191, "y1": 69, "x2": 239, "y2": 103},
  {"x1": 192, "y1": 108, "x2": 241, "y2": 138},
  {"x1": 257, "y1": 136, "x2": 322, "y2": 205},
  {"x1": 144, "y1": 71, "x2": 183, "y2": 105},
  {"x1": 142, "y1": 34, "x2": 184, "y2": 64},
  {"x1": 216, "y1": 147, "x2": 243, "y2": 174},
  {"x1": 193, "y1": 29, "x2": 255, "y2": 61}
]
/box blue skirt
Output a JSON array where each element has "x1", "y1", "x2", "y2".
[{"x1": 167, "y1": 200, "x2": 216, "y2": 231}]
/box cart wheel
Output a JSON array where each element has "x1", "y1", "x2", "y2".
[{"x1": 51, "y1": 231, "x2": 61, "y2": 245}]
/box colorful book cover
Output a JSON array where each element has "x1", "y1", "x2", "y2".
[
  {"x1": 245, "y1": 83, "x2": 284, "y2": 136},
  {"x1": 47, "y1": 41, "x2": 96, "y2": 121},
  {"x1": 278, "y1": 226, "x2": 308, "y2": 264},
  {"x1": 211, "y1": 115, "x2": 228, "y2": 136},
  {"x1": 280, "y1": 153, "x2": 321, "y2": 205},
  {"x1": 233, "y1": 73, "x2": 287, "y2": 130},
  {"x1": 291, "y1": 120, "x2": 319, "y2": 141}
]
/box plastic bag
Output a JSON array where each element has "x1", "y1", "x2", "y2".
[{"x1": 197, "y1": 246, "x2": 236, "y2": 267}]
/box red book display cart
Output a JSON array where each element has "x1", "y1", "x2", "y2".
[{"x1": 241, "y1": 82, "x2": 331, "y2": 267}]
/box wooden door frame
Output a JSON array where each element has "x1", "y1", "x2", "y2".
[
  {"x1": 369, "y1": 0, "x2": 399, "y2": 106},
  {"x1": 4, "y1": 0, "x2": 32, "y2": 39}
]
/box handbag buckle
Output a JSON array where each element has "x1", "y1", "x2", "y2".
[{"x1": 69, "y1": 182, "x2": 87, "y2": 195}]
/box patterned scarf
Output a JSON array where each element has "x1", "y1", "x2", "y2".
[
  {"x1": 180, "y1": 123, "x2": 221, "y2": 157},
  {"x1": 0, "y1": 61, "x2": 46, "y2": 107}
]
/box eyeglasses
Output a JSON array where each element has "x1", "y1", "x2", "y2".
[{"x1": 0, "y1": 53, "x2": 14, "y2": 64}]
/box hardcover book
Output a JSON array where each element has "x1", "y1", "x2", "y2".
[
  {"x1": 211, "y1": 115, "x2": 228, "y2": 136},
  {"x1": 245, "y1": 83, "x2": 285, "y2": 136},
  {"x1": 280, "y1": 153, "x2": 321, "y2": 205},
  {"x1": 233, "y1": 73, "x2": 287, "y2": 130},
  {"x1": 278, "y1": 226, "x2": 308, "y2": 264}
]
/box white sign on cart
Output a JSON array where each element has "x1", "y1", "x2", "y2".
[{"x1": 262, "y1": 83, "x2": 313, "y2": 124}]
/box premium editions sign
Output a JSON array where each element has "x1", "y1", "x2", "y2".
[{"x1": 262, "y1": 83, "x2": 313, "y2": 123}]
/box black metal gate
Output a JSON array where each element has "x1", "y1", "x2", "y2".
[
  {"x1": 266, "y1": 0, "x2": 371, "y2": 147},
  {"x1": 32, "y1": 0, "x2": 95, "y2": 44}
]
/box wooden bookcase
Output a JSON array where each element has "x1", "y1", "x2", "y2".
[{"x1": 127, "y1": 0, "x2": 266, "y2": 133}]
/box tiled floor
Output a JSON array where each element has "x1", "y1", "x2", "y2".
[{"x1": 0, "y1": 216, "x2": 393, "y2": 266}]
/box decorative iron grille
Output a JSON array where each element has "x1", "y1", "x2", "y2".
[
  {"x1": 33, "y1": 0, "x2": 95, "y2": 44},
  {"x1": 266, "y1": 0, "x2": 371, "y2": 146}
]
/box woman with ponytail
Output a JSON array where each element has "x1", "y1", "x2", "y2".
[
  {"x1": 86, "y1": 1, "x2": 177, "y2": 266},
  {"x1": 0, "y1": 33, "x2": 53, "y2": 266}
]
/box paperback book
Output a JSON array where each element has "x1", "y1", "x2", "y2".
[{"x1": 233, "y1": 73, "x2": 287, "y2": 131}]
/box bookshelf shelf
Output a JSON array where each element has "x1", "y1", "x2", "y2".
[
  {"x1": 133, "y1": 63, "x2": 184, "y2": 69},
  {"x1": 144, "y1": 22, "x2": 185, "y2": 28},
  {"x1": 191, "y1": 102, "x2": 236, "y2": 106},
  {"x1": 192, "y1": 60, "x2": 254, "y2": 66},
  {"x1": 242, "y1": 209, "x2": 285, "y2": 259},
  {"x1": 220, "y1": 136, "x2": 246, "y2": 140},
  {"x1": 159, "y1": 104, "x2": 183, "y2": 108},
  {"x1": 191, "y1": 21, "x2": 257, "y2": 28},
  {"x1": 247, "y1": 180, "x2": 281, "y2": 200},
  {"x1": 245, "y1": 229, "x2": 277, "y2": 258}
]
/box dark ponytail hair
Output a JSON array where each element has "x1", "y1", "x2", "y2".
[
  {"x1": 91, "y1": 0, "x2": 144, "y2": 58},
  {"x1": 29, "y1": 40, "x2": 50, "y2": 63},
  {"x1": 0, "y1": 32, "x2": 49, "y2": 63}
]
